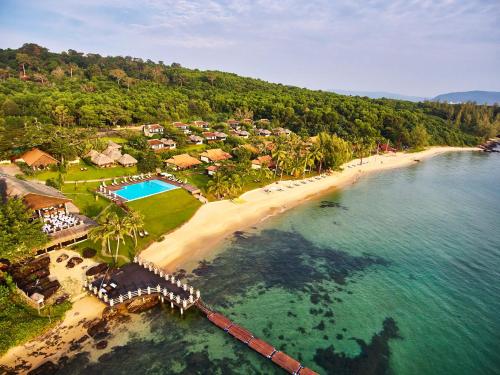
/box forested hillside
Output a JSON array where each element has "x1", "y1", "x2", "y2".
[{"x1": 0, "y1": 44, "x2": 498, "y2": 158}]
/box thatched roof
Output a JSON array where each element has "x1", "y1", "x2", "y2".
[
  {"x1": 200, "y1": 148, "x2": 232, "y2": 162},
  {"x1": 166, "y1": 154, "x2": 201, "y2": 169},
  {"x1": 101, "y1": 146, "x2": 122, "y2": 161},
  {"x1": 18, "y1": 148, "x2": 58, "y2": 167},
  {"x1": 117, "y1": 154, "x2": 137, "y2": 166},
  {"x1": 107, "y1": 140, "x2": 122, "y2": 149},
  {"x1": 89, "y1": 152, "x2": 114, "y2": 166}
]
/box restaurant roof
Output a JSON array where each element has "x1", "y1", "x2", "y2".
[
  {"x1": 200, "y1": 148, "x2": 232, "y2": 162},
  {"x1": 165, "y1": 154, "x2": 201, "y2": 169},
  {"x1": 18, "y1": 148, "x2": 58, "y2": 167}
]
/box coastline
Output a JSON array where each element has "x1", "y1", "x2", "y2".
[
  {"x1": 141, "y1": 146, "x2": 480, "y2": 272},
  {"x1": 0, "y1": 146, "x2": 479, "y2": 371}
]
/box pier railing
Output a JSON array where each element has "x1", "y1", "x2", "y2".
[{"x1": 84, "y1": 256, "x2": 200, "y2": 314}]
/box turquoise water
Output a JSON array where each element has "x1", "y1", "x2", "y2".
[
  {"x1": 60, "y1": 152, "x2": 500, "y2": 374},
  {"x1": 115, "y1": 179, "x2": 178, "y2": 201}
]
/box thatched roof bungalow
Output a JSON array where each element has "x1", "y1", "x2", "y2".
[{"x1": 117, "y1": 154, "x2": 137, "y2": 167}]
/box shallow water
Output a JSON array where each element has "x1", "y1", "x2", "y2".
[{"x1": 61, "y1": 152, "x2": 500, "y2": 374}]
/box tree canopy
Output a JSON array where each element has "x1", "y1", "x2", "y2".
[
  {"x1": 1, "y1": 43, "x2": 498, "y2": 160},
  {"x1": 0, "y1": 198, "x2": 48, "y2": 262}
]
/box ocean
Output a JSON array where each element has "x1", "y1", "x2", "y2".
[{"x1": 60, "y1": 151, "x2": 500, "y2": 375}]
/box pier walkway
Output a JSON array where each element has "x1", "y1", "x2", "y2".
[
  {"x1": 196, "y1": 301, "x2": 318, "y2": 375},
  {"x1": 85, "y1": 259, "x2": 317, "y2": 374}
]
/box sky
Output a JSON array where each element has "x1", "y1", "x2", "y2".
[{"x1": 0, "y1": 0, "x2": 499, "y2": 97}]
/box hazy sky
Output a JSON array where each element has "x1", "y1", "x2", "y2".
[{"x1": 1, "y1": 0, "x2": 499, "y2": 97}]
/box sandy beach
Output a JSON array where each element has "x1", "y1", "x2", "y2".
[
  {"x1": 0, "y1": 146, "x2": 479, "y2": 372},
  {"x1": 141, "y1": 146, "x2": 480, "y2": 271}
]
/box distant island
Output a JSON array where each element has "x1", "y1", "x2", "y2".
[
  {"x1": 331, "y1": 89, "x2": 426, "y2": 102},
  {"x1": 433, "y1": 91, "x2": 500, "y2": 105},
  {"x1": 332, "y1": 89, "x2": 500, "y2": 106}
]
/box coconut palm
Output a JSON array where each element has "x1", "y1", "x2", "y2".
[
  {"x1": 309, "y1": 144, "x2": 324, "y2": 173},
  {"x1": 227, "y1": 173, "x2": 243, "y2": 198},
  {"x1": 89, "y1": 212, "x2": 114, "y2": 256},
  {"x1": 207, "y1": 172, "x2": 230, "y2": 199},
  {"x1": 107, "y1": 213, "x2": 130, "y2": 264},
  {"x1": 125, "y1": 209, "x2": 145, "y2": 247},
  {"x1": 271, "y1": 137, "x2": 288, "y2": 179}
]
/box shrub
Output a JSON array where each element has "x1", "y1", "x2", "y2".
[
  {"x1": 45, "y1": 178, "x2": 61, "y2": 190},
  {"x1": 82, "y1": 248, "x2": 97, "y2": 258}
]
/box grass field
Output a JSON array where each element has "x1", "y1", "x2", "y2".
[
  {"x1": 32, "y1": 162, "x2": 138, "y2": 182},
  {"x1": 61, "y1": 181, "x2": 112, "y2": 219},
  {"x1": 73, "y1": 188, "x2": 201, "y2": 266},
  {"x1": 100, "y1": 136, "x2": 129, "y2": 144}
]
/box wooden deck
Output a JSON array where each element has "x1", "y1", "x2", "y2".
[
  {"x1": 86, "y1": 257, "x2": 200, "y2": 312},
  {"x1": 197, "y1": 301, "x2": 318, "y2": 375}
]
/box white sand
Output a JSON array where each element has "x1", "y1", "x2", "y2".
[{"x1": 141, "y1": 147, "x2": 479, "y2": 271}]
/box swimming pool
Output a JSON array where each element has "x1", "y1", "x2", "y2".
[{"x1": 114, "y1": 179, "x2": 179, "y2": 201}]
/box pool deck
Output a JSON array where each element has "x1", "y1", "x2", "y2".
[{"x1": 98, "y1": 175, "x2": 201, "y2": 204}]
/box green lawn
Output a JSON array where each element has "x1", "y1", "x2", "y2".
[
  {"x1": 100, "y1": 136, "x2": 129, "y2": 144},
  {"x1": 180, "y1": 144, "x2": 207, "y2": 153},
  {"x1": 61, "y1": 181, "x2": 112, "y2": 219},
  {"x1": 32, "y1": 162, "x2": 138, "y2": 182},
  {"x1": 72, "y1": 188, "x2": 202, "y2": 266},
  {"x1": 0, "y1": 288, "x2": 71, "y2": 355}
]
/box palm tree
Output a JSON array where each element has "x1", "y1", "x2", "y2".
[
  {"x1": 125, "y1": 209, "x2": 145, "y2": 247},
  {"x1": 207, "y1": 172, "x2": 230, "y2": 199},
  {"x1": 309, "y1": 144, "x2": 324, "y2": 173},
  {"x1": 271, "y1": 137, "x2": 288, "y2": 179},
  {"x1": 227, "y1": 173, "x2": 243, "y2": 198},
  {"x1": 108, "y1": 213, "x2": 130, "y2": 263},
  {"x1": 89, "y1": 212, "x2": 114, "y2": 256}
]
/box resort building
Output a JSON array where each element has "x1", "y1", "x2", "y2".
[
  {"x1": 189, "y1": 135, "x2": 204, "y2": 145},
  {"x1": 206, "y1": 165, "x2": 219, "y2": 176},
  {"x1": 143, "y1": 124, "x2": 165, "y2": 137},
  {"x1": 230, "y1": 130, "x2": 250, "y2": 139},
  {"x1": 192, "y1": 120, "x2": 210, "y2": 130},
  {"x1": 200, "y1": 148, "x2": 232, "y2": 163},
  {"x1": 0, "y1": 175, "x2": 96, "y2": 252},
  {"x1": 251, "y1": 155, "x2": 275, "y2": 169},
  {"x1": 102, "y1": 146, "x2": 123, "y2": 161},
  {"x1": 16, "y1": 148, "x2": 58, "y2": 170},
  {"x1": 147, "y1": 138, "x2": 177, "y2": 151},
  {"x1": 86, "y1": 150, "x2": 114, "y2": 168},
  {"x1": 257, "y1": 129, "x2": 272, "y2": 137},
  {"x1": 273, "y1": 127, "x2": 292, "y2": 136},
  {"x1": 106, "y1": 140, "x2": 122, "y2": 150},
  {"x1": 165, "y1": 153, "x2": 202, "y2": 170},
  {"x1": 227, "y1": 119, "x2": 240, "y2": 129},
  {"x1": 173, "y1": 122, "x2": 191, "y2": 134},
  {"x1": 241, "y1": 118, "x2": 253, "y2": 125},
  {"x1": 117, "y1": 154, "x2": 137, "y2": 167},
  {"x1": 214, "y1": 132, "x2": 228, "y2": 141},
  {"x1": 202, "y1": 132, "x2": 218, "y2": 142}
]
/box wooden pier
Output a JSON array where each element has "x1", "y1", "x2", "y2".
[
  {"x1": 196, "y1": 300, "x2": 318, "y2": 375},
  {"x1": 85, "y1": 257, "x2": 200, "y2": 314},
  {"x1": 85, "y1": 260, "x2": 318, "y2": 374}
]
